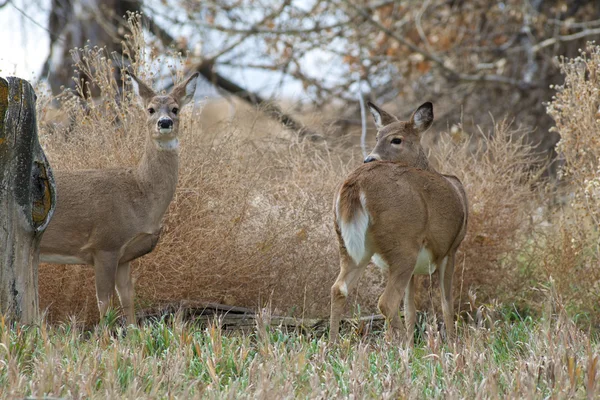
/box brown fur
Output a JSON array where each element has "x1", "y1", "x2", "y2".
[
  {"x1": 336, "y1": 179, "x2": 363, "y2": 225},
  {"x1": 39, "y1": 72, "x2": 198, "y2": 324},
  {"x1": 330, "y1": 102, "x2": 468, "y2": 344}
]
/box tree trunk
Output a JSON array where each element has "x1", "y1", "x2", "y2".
[
  {"x1": 0, "y1": 77, "x2": 57, "y2": 324},
  {"x1": 42, "y1": 0, "x2": 141, "y2": 96}
]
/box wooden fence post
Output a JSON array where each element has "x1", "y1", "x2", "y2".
[{"x1": 0, "y1": 77, "x2": 56, "y2": 324}]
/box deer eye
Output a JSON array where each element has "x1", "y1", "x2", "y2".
[
  {"x1": 148, "y1": 107, "x2": 155, "y2": 114},
  {"x1": 172, "y1": 107, "x2": 179, "y2": 115},
  {"x1": 391, "y1": 138, "x2": 402, "y2": 145}
]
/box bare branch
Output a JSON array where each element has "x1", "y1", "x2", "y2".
[
  {"x1": 10, "y1": 1, "x2": 65, "y2": 43},
  {"x1": 531, "y1": 28, "x2": 600, "y2": 54},
  {"x1": 357, "y1": 79, "x2": 368, "y2": 159},
  {"x1": 343, "y1": 0, "x2": 533, "y2": 89},
  {"x1": 193, "y1": 21, "x2": 350, "y2": 35},
  {"x1": 144, "y1": 14, "x2": 321, "y2": 141},
  {"x1": 193, "y1": 61, "x2": 320, "y2": 139}
]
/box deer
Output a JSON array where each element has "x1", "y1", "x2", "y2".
[
  {"x1": 330, "y1": 101, "x2": 468, "y2": 344},
  {"x1": 39, "y1": 71, "x2": 199, "y2": 325}
]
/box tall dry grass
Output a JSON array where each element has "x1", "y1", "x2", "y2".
[
  {"x1": 36, "y1": 87, "x2": 542, "y2": 324},
  {"x1": 542, "y1": 42, "x2": 600, "y2": 319},
  {"x1": 34, "y1": 17, "x2": 599, "y2": 327}
]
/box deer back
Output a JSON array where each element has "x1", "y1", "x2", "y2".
[{"x1": 338, "y1": 162, "x2": 467, "y2": 258}]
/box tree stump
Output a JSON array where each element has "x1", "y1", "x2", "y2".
[{"x1": 0, "y1": 77, "x2": 56, "y2": 324}]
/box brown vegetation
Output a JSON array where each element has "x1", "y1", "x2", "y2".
[{"x1": 34, "y1": 26, "x2": 600, "y2": 327}]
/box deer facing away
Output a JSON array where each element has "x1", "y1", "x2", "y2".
[
  {"x1": 330, "y1": 101, "x2": 468, "y2": 343},
  {"x1": 39, "y1": 72, "x2": 199, "y2": 324}
]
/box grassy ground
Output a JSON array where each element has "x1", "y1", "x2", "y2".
[
  {"x1": 1, "y1": 298, "x2": 598, "y2": 399},
  {"x1": 10, "y1": 25, "x2": 600, "y2": 399}
]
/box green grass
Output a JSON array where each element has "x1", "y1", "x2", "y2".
[{"x1": 0, "y1": 304, "x2": 598, "y2": 399}]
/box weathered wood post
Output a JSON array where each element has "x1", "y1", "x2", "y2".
[{"x1": 0, "y1": 77, "x2": 56, "y2": 323}]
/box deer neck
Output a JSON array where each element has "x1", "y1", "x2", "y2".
[
  {"x1": 414, "y1": 147, "x2": 436, "y2": 173},
  {"x1": 136, "y1": 135, "x2": 180, "y2": 221}
]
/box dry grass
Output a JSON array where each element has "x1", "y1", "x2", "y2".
[
  {"x1": 541, "y1": 42, "x2": 600, "y2": 320},
  {"x1": 1, "y1": 293, "x2": 599, "y2": 399},
  {"x1": 36, "y1": 82, "x2": 543, "y2": 325},
  {"x1": 423, "y1": 120, "x2": 543, "y2": 310},
  {"x1": 31, "y1": 20, "x2": 600, "y2": 331}
]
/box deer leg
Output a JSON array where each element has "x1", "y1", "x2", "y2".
[
  {"x1": 116, "y1": 261, "x2": 135, "y2": 325},
  {"x1": 439, "y1": 252, "x2": 456, "y2": 341},
  {"x1": 330, "y1": 250, "x2": 370, "y2": 343},
  {"x1": 93, "y1": 251, "x2": 119, "y2": 320},
  {"x1": 378, "y1": 254, "x2": 416, "y2": 342},
  {"x1": 404, "y1": 275, "x2": 416, "y2": 347}
]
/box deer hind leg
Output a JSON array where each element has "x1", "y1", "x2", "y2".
[
  {"x1": 330, "y1": 250, "x2": 371, "y2": 343},
  {"x1": 403, "y1": 275, "x2": 416, "y2": 347},
  {"x1": 378, "y1": 253, "x2": 416, "y2": 342},
  {"x1": 438, "y1": 252, "x2": 456, "y2": 341},
  {"x1": 116, "y1": 261, "x2": 135, "y2": 325},
  {"x1": 93, "y1": 251, "x2": 119, "y2": 320}
]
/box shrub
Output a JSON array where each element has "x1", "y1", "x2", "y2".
[
  {"x1": 542, "y1": 43, "x2": 600, "y2": 320},
  {"x1": 36, "y1": 19, "x2": 598, "y2": 326}
]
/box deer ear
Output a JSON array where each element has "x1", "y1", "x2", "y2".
[
  {"x1": 367, "y1": 102, "x2": 398, "y2": 129},
  {"x1": 410, "y1": 102, "x2": 434, "y2": 133},
  {"x1": 171, "y1": 72, "x2": 199, "y2": 107},
  {"x1": 126, "y1": 71, "x2": 156, "y2": 106}
]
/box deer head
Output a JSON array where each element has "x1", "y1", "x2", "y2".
[
  {"x1": 127, "y1": 71, "x2": 199, "y2": 149},
  {"x1": 364, "y1": 102, "x2": 434, "y2": 169}
]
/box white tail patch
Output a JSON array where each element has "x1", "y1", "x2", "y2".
[{"x1": 337, "y1": 191, "x2": 370, "y2": 265}]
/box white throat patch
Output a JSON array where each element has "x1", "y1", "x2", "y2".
[{"x1": 155, "y1": 138, "x2": 179, "y2": 150}]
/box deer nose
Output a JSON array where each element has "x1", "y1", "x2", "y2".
[
  {"x1": 364, "y1": 156, "x2": 378, "y2": 163},
  {"x1": 158, "y1": 118, "x2": 173, "y2": 129}
]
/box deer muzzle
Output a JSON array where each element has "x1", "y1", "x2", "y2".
[
  {"x1": 157, "y1": 118, "x2": 173, "y2": 134},
  {"x1": 364, "y1": 154, "x2": 380, "y2": 163}
]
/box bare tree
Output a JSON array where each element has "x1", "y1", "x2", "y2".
[
  {"x1": 140, "y1": 0, "x2": 600, "y2": 165},
  {"x1": 38, "y1": 0, "x2": 600, "y2": 165},
  {"x1": 42, "y1": 0, "x2": 140, "y2": 96}
]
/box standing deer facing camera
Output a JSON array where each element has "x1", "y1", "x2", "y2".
[
  {"x1": 330, "y1": 102, "x2": 468, "y2": 343},
  {"x1": 40, "y1": 71, "x2": 198, "y2": 324}
]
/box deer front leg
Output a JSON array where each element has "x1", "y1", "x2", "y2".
[
  {"x1": 116, "y1": 261, "x2": 135, "y2": 325},
  {"x1": 93, "y1": 251, "x2": 119, "y2": 320}
]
